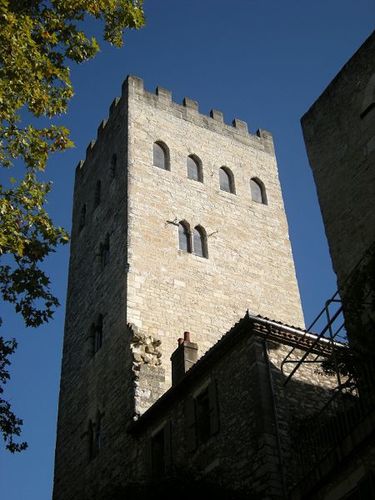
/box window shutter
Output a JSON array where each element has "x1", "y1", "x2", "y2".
[
  {"x1": 208, "y1": 380, "x2": 220, "y2": 435},
  {"x1": 184, "y1": 396, "x2": 197, "y2": 452}
]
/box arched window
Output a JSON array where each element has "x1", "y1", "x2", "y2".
[
  {"x1": 193, "y1": 225, "x2": 208, "y2": 258},
  {"x1": 250, "y1": 177, "x2": 267, "y2": 204},
  {"x1": 153, "y1": 141, "x2": 170, "y2": 170},
  {"x1": 94, "y1": 180, "x2": 101, "y2": 207},
  {"x1": 219, "y1": 167, "x2": 235, "y2": 194},
  {"x1": 178, "y1": 221, "x2": 191, "y2": 252},
  {"x1": 187, "y1": 155, "x2": 203, "y2": 182},
  {"x1": 79, "y1": 204, "x2": 86, "y2": 232}
]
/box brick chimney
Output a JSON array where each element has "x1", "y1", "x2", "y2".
[{"x1": 170, "y1": 332, "x2": 198, "y2": 386}]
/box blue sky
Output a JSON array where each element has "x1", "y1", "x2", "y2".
[{"x1": 1, "y1": 1, "x2": 374, "y2": 498}]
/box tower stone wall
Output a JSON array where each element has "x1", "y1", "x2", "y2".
[
  {"x1": 126, "y1": 76, "x2": 304, "y2": 393},
  {"x1": 53, "y1": 75, "x2": 304, "y2": 499},
  {"x1": 53, "y1": 92, "x2": 134, "y2": 499},
  {"x1": 299, "y1": 33, "x2": 375, "y2": 500},
  {"x1": 301, "y1": 32, "x2": 375, "y2": 290}
]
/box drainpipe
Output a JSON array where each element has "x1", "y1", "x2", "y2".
[{"x1": 262, "y1": 339, "x2": 288, "y2": 500}]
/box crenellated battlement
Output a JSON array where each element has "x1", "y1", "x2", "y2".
[
  {"x1": 77, "y1": 75, "x2": 274, "y2": 172},
  {"x1": 124, "y1": 75, "x2": 273, "y2": 144}
]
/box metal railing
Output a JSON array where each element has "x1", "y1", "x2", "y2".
[
  {"x1": 291, "y1": 367, "x2": 374, "y2": 491},
  {"x1": 281, "y1": 290, "x2": 347, "y2": 385},
  {"x1": 281, "y1": 289, "x2": 375, "y2": 493}
]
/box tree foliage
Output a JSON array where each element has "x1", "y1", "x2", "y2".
[
  {"x1": 0, "y1": 335, "x2": 27, "y2": 452},
  {"x1": 0, "y1": 0, "x2": 144, "y2": 451}
]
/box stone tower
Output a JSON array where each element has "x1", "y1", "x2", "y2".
[
  {"x1": 301, "y1": 32, "x2": 375, "y2": 294},
  {"x1": 53, "y1": 76, "x2": 304, "y2": 499}
]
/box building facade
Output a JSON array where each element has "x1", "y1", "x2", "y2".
[
  {"x1": 129, "y1": 314, "x2": 338, "y2": 500},
  {"x1": 53, "y1": 76, "x2": 305, "y2": 499},
  {"x1": 54, "y1": 42, "x2": 375, "y2": 496},
  {"x1": 299, "y1": 31, "x2": 375, "y2": 500},
  {"x1": 301, "y1": 31, "x2": 375, "y2": 293}
]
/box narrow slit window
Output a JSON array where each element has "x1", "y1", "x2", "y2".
[
  {"x1": 100, "y1": 233, "x2": 110, "y2": 268},
  {"x1": 187, "y1": 155, "x2": 203, "y2": 182},
  {"x1": 79, "y1": 204, "x2": 86, "y2": 232},
  {"x1": 110, "y1": 154, "x2": 117, "y2": 178},
  {"x1": 193, "y1": 226, "x2": 208, "y2": 258},
  {"x1": 93, "y1": 314, "x2": 103, "y2": 354},
  {"x1": 95, "y1": 413, "x2": 102, "y2": 453},
  {"x1": 88, "y1": 413, "x2": 103, "y2": 461},
  {"x1": 219, "y1": 167, "x2": 235, "y2": 194},
  {"x1": 88, "y1": 420, "x2": 95, "y2": 460},
  {"x1": 94, "y1": 180, "x2": 101, "y2": 207},
  {"x1": 153, "y1": 142, "x2": 169, "y2": 170},
  {"x1": 178, "y1": 221, "x2": 191, "y2": 252}
]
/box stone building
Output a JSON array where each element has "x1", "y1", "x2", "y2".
[
  {"x1": 129, "y1": 314, "x2": 339, "y2": 500},
  {"x1": 301, "y1": 31, "x2": 375, "y2": 296},
  {"x1": 298, "y1": 31, "x2": 375, "y2": 499},
  {"x1": 53, "y1": 63, "x2": 373, "y2": 500},
  {"x1": 53, "y1": 75, "x2": 307, "y2": 499}
]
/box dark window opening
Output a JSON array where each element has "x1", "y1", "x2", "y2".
[
  {"x1": 148, "y1": 422, "x2": 171, "y2": 480},
  {"x1": 250, "y1": 178, "x2": 267, "y2": 204},
  {"x1": 95, "y1": 413, "x2": 102, "y2": 453},
  {"x1": 88, "y1": 413, "x2": 103, "y2": 461},
  {"x1": 219, "y1": 167, "x2": 235, "y2": 194},
  {"x1": 111, "y1": 154, "x2": 117, "y2": 178},
  {"x1": 92, "y1": 314, "x2": 103, "y2": 355},
  {"x1": 193, "y1": 226, "x2": 208, "y2": 258},
  {"x1": 195, "y1": 388, "x2": 211, "y2": 444},
  {"x1": 100, "y1": 233, "x2": 110, "y2": 268},
  {"x1": 185, "y1": 380, "x2": 219, "y2": 452},
  {"x1": 94, "y1": 180, "x2": 101, "y2": 207},
  {"x1": 153, "y1": 142, "x2": 170, "y2": 170},
  {"x1": 178, "y1": 221, "x2": 191, "y2": 253},
  {"x1": 151, "y1": 429, "x2": 166, "y2": 479},
  {"x1": 79, "y1": 204, "x2": 86, "y2": 232},
  {"x1": 88, "y1": 420, "x2": 95, "y2": 460},
  {"x1": 187, "y1": 155, "x2": 203, "y2": 182}
]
